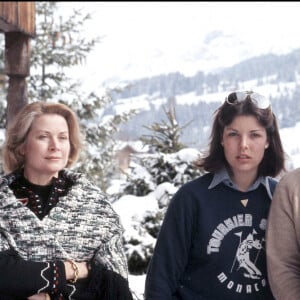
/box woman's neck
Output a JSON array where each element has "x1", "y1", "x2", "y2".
[
  {"x1": 231, "y1": 170, "x2": 258, "y2": 192},
  {"x1": 23, "y1": 170, "x2": 57, "y2": 186}
]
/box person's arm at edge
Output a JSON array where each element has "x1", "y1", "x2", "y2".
[
  {"x1": 266, "y1": 171, "x2": 300, "y2": 300},
  {"x1": 0, "y1": 250, "x2": 88, "y2": 297},
  {"x1": 145, "y1": 187, "x2": 196, "y2": 300}
]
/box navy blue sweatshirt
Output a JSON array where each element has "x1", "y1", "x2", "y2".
[{"x1": 145, "y1": 171, "x2": 276, "y2": 300}]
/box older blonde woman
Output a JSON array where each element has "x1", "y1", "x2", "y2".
[{"x1": 0, "y1": 101, "x2": 132, "y2": 300}]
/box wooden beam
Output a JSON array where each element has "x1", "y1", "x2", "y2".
[
  {"x1": 0, "y1": 2, "x2": 35, "y2": 36},
  {"x1": 5, "y1": 31, "x2": 30, "y2": 126}
]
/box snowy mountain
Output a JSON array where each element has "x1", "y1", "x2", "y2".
[
  {"x1": 65, "y1": 1, "x2": 300, "y2": 88},
  {"x1": 76, "y1": 25, "x2": 300, "y2": 89},
  {"x1": 99, "y1": 48, "x2": 300, "y2": 171}
]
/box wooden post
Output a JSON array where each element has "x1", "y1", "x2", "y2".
[{"x1": 5, "y1": 31, "x2": 30, "y2": 127}]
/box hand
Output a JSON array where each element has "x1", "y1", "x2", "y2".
[{"x1": 28, "y1": 293, "x2": 50, "y2": 300}]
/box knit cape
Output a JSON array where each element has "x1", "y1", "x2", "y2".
[{"x1": 0, "y1": 169, "x2": 128, "y2": 279}]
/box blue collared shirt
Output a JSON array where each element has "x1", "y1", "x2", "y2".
[{"x1": 208, "y1": 167, "x2": 274, "y2": 200}]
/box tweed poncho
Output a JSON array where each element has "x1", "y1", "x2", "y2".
[{"x1": 0, "y1": 169, "x2": 128, "y2": 298}]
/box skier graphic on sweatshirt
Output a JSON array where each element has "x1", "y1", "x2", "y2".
[{"x1": 232, "y1": 230, "x2": 263, "y2": 279}]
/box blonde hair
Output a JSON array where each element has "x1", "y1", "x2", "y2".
[{"x1": 2, "y1": 101, "x2": 83, "y2": 173}]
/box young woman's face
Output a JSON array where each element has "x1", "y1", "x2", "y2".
[
  {"x1": 221, "y1": 115, "x2": 269, "y2": 177},
  {"x1": 21, "y1": 114, "x2": 70, "y2": 184}
]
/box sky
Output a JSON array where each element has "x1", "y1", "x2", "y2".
[{"x1": 58, "y1": 1, "x2": 300, "y2": 87}]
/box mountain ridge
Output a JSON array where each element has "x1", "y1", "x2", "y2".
[{"x1": 108, "y1": 48, "x2": 300, "y2": 152}]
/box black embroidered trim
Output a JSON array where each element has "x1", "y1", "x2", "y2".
[{"x1": 9, "y1": 170, "x2": 73, "y2": 220}]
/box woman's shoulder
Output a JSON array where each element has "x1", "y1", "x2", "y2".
[
  {"x1": 62, "y1": 169, "x2": 98, "y2": 188},
  {"x1": 62, "y1": 169, "x2": 108, "y2": 201},
  {"x1": 61, "y1": 168, "x2": 83, "y2": 181},
  {"x1": 277, "y1": 167, "x2": 300, "y2": 188},
  {"x1": 179, "y1": 172, "x2": 213, "y2": 192},
  {"x1": 0, "y1": 173, "x2": 19, "y2": 208},
  {"x1": 0, "y1": 172, "x2": 18, "y2": 190},
  {"x1": 282, "y1": 167, "x2": 300, "y2": 179}
]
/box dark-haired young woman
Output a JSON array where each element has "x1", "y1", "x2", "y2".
[{"x1": 145, "y1": 91, "x2": 285, "y2": 300}]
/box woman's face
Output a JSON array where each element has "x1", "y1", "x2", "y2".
[
  {"x1": 21, "y1": 114, "x2": 70, "y2": 184},
  {"x1": 221, "y1": 115, "x2": 269, "y2": 178}
]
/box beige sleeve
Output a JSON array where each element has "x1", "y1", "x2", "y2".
[{"x1": 266, "y1": 170, "x2": 300, "y2": 300}]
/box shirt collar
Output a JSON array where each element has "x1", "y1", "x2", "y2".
[{"x1": 208, "y1": 167, "x2": 271, "y2": 198}]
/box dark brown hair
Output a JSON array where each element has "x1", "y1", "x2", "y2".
[{"x1": 195, "y1": 93, "x2": 285, "y2": 177}]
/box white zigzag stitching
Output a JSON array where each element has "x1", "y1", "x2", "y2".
[
  {"x1": 67, "y1": 283, "x2": 76, "y2": 300},
  {"x1": 38, "y1": 262, "x2": 50, "y2": 293}
]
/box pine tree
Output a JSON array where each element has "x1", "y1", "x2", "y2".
[
  {"x1": 123, "y1": 100, "x2": 198, "y2": 196},
  {"x1": 120, "y1": 101, "x2": 203, "y2": 274},
  {"x1": 73, "y1": 89, "x2": 137, "y2": 191},
  {"x1": 0, "y1": 2, "x2": 137, "y2": 190},
  {"x1": 141, "y1": 97, "x2": 190, "y2": 153},
  {"x1": 29, "y1": 2, "x2": 98, "y2": 102}
]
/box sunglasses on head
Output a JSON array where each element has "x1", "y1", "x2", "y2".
[{"x1": 225, "y1": 91, "x2": 271, "y2": 109}]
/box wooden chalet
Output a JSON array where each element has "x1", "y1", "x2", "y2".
[{"x1": 0, "y1": 2, "x2": 35, "y2": 127}]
